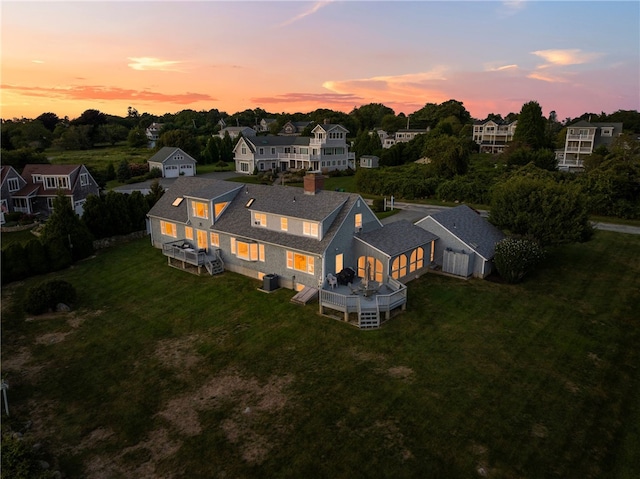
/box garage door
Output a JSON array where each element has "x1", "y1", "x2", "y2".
[{"x1": 165, "y1": 165, "x2": 179, "y2": 178}]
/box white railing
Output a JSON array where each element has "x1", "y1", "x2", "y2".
[
  {"x1": 567, "y1": 134, "x2": 594, "y2": 141},
  {"x1": 162, "y1": 240, "x2": 207, "y2": 266},
  {"x1": 319, "y1": 278, "x2": 407, "y2": 316}
]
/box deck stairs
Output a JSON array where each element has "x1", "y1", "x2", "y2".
[
  {"x1": 204, "y1": 254, "x2": 224, "y2": 276},
  {"x1": 358, "y1": 299, "x2": 380, "y2": 329},
  {"x1": 291, "y1": 286, "x2": 318, "y2": 305}
]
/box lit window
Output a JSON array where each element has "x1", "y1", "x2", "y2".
[
  {"x1": 286, "y1": 251, "x2": 314, "y2": 274},
  {"x1": 281, "y1": 217, "x2": 288, "y2": 231},
  {"x1": 355, "y1": 213, "x2": 362, "y2": 229},
  {"x1": 191, "y1": 201, "x2": 209, "y2": 219},
  {"x1": 409, "y1": 247, "x2": 424, "y2": 272},
  {"x1": 210, "y1": 232, "x2": 219, "y2": 247},
  {"x1": 185, "y1": 227, "x2": 194, "y2": 240},
  {"x1": 303, "y1": 222, "x2": 318, "y2": 237},
  {"x1": 254, "y1": 213, "x2": 267, "y2": 226},
  {"x1": 391, "y1": 255, "x2": 407, "y2": 279},
  {"x1": 214, "y1": 202, "x2": 228, "y2": 218},
  {"x1": 358, "y1": 256, "x2": 383, "y2": 282},
  {"x1": 161, "y1": 221, "x2": 177, "y2": 238},
  {"x1": 197, "y1": 230, "x2": 207, "y2": 249},
  {"x1": 234, "y1": 239, "x2": 260, "y2": 261}
]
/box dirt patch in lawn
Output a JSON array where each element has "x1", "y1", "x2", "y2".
[
  {"x1": 154, "y1": 335, "x2": 202, "y2": 371},
  {"x1": 387, "y1": 365, "x2": 414, "y2": 381}
]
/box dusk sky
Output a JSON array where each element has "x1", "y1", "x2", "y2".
[{"x1": 2, "y1": 1, "x2": 639, "y2": 121}]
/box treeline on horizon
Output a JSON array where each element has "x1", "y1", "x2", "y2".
[{"x1": 2, "y1": 100, "x2": 639, "y2": 221}]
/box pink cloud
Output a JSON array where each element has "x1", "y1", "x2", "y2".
[
  {"x1": 1, "y1": 84, "x2": 216, "y2": 104},
  {"x1": 250, "y1": 92, "x2": 363, "y2": 106}
]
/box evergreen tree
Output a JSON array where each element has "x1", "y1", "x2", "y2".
[
  {"x1": 512, "y1": 101, "x2": 547, "y2": 150},
  {"x1": 117, "y1": 159, "x2": 131, "y2": 182},
  {"x1": 25, "y1": 238, "x2": 50, "y2": 275},
  {"x1": 40, "y1": 192, "x2": 94, "y2": 261}
]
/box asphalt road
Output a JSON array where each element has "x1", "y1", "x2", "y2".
[{"x1": 381, "y1": 200, "x2": 640, "y2": 235}]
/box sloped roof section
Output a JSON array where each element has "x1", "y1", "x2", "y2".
[
  {"x1": 419, "y1": 205, "x2": 505, "y2": 260},
  {"x1": 148, "y1": 147, "x2": 197, "y2": 164},
  {"x1": 357, "y1": 220, "x2": 439, "y2": 257},
  {"x1": 147, "y1": 177, "x2": 242, "y2": 223}
]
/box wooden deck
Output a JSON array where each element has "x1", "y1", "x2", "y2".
[{"x1": 319, "y1": 277, "x2": 407, "y2": 329}]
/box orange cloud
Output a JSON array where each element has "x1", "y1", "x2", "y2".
[
  {"x1": 127, "y1": 57, "x2": 182, "y2": 71},
  {"x1": 1, "y1": 84, "x2": 216, "y2": 104},
  {"x1": 250, "y1": 92, "x2": 362, "y2": 106},
  {"x1": 531, "y1": 49, "x2": 601, "y2": 66}
]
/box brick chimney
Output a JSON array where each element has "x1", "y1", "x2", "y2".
[{"x1": 304, "y1": 172, "x2": 324, "y2": 195}]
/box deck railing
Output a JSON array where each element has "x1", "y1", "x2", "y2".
[
  {"x1": 319, "y1": 278, "x2": 407, "y2": 315},
  {"x1": 162, "y1": 240, "x2": 207, "y2": 266}
]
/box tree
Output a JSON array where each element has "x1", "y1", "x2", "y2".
[
  {"x1": 127, "y1": 126, "x2": 148, "y2": 148},
  {"x1": 25, "y1": 238, "x2": 50, "y2": 275},
  {"x1": 422, "y1": 133, "x2": 470, "y2": 177},
  {"x1": 146, "y1": 179, "x2": 165, "y2": 208},
  {"x1": 220, "y1": 131, "x2": 234, "y2": 162},
  {"x1": 493, "y1": 237, "x2": 546, "y2": 283},
  {"x1": 36, "y1": 112, "x2": 60, "y2": 131},
  {"x1": 82, "y1": 194, "x2": 109, "y2": 239},
  {"x1": 201, "y1": 136, "x2": 220, "y2": 164},
  {"x1": 97, "y1": 124, "x2": 129, "y2": 145},
  {"x1": 116, "y1": 160, "x2": 131, "y2": 182},
  {"x1": 0, "y1": 148, "x2": 49, "y2": 170},
  {"x1": 40, "y1": 192, "x2": 94, "y2": 261},
  {"x1": 350, "y1": 103, "x2": 395, "y2": 131},
  {"x1": 512, "y1": 101, "x2": 547, "y2": 150},
  {"x1": 489, "y1": 172, "x2": 594, "y2": 246},
  {"x1": 156, "y1": 129, "x2": 200, "y2": 159}
]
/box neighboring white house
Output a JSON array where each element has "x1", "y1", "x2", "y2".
[
  {"x1": 145, "y1": 123, "x2": 163, "y2": 148},
  {"x1": 259, "y1": 118, "x2": 277, "y2": 132},
  {"x1": 148, "y1": 147, "x2": 197, "y2": 178},
  {"x1": 219, "y1": 126, "x2": 256, "y2": 141},
  {"x1": 233, "y1": 123, "x2": 356, "y2": 174},
  {"x1": 555, "y1": 120, "x2": 623, "y2": 171},
  {"x1": 472, "y1": 119, "x2": 518, "y2": 154},
  {"x1": 379, "y1": 128, "x2": 430, "y2": 149},
  {"x1": 360, "y1": 155, "x2": 380, "y2": 169}
]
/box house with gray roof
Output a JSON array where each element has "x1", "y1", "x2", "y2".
[
  {"x1": 219, "y1": 126, "x2": 256, "y2": 140},
  {"x1": 415, "y1": 205, "x2": 505, "y2": 278},
  {"x1": 233, "y1": 122, "x2": 355, "y2": 174},
  {"x1": 147, "y1": 172, "x2": 437, "y2": 328},
  {"x1": 0, "y1": 165, "x2": 27, "y2": 224},
  {"x1": 148, "y1": 147, "x2": 197, "y2": 178},
  {"x1": 556, "y1": 120, "x2": 623, "y2": 171},
  {"x1": 11, "y1": 164, "x2": 99, "y2": 217}
]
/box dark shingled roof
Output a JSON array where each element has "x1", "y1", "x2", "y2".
[
  {"x1": 147, "y1": 177, "x2": 242, "y2": 223},
  {"x1": 213, "y1": 183, "x2": 357, "y2": 254},
  {"x1": 147, "y1": 176, "x2": 361, "y2": 255},
  {"x1": 148, "y1": 147, "x2": 197, "y2": 164},
  {"x1": 245, "y1": 136, "x2": 311, "y2": 148},
  {"x1": 418, "y1": 205, "x2": 505, "y2": 260},
  {"x1": 357, "y1": 220, "x2": 438, "y2": 257}
]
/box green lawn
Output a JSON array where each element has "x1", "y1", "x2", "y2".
[
  {"x1": 2, "y1": 231, "x2": 639, "y2": 477},
  {"x1": 45, "y1": 144, "x2": 151, "y2": 170}
]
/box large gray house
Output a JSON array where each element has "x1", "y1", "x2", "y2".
[{"x1": 147, "y1": 172, "x2": 437, "y2": 328}]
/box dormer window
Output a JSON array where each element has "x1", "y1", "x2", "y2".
[
  {"x1": 254, "y1": 213, "x2": 267, "y2": 227},
  {"x1": 191, "y1": 201, "x2": 209, "y2": 219},
  {"x1": 303, "y1": 221, "x2": 318, "y2": 237},
  {"x1": 601, "y1": 127, "x2": 613, "y2": 137}
]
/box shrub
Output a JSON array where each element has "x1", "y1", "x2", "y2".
[
  {"x1": 494, "y1": 237, "x2": 545, "y2": 284},
  {"x1": 1, "y1": 432, "x2": 56, "y2": 479},
  {"x1": 371, "y1": 197, "x2": 385, "y2": 212},
  {"x1": 24, "y1": 280, "x2": 77, "y2": 315}
]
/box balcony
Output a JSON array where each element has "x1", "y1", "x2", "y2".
[{"x1": 567, "y1": 134, "x2": 595, "y2": 141}]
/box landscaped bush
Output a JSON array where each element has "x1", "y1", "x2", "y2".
[
  {"x1": 494, "y1": 237, "x2": 546, "y2": 283},
  {"x1": 1, "y1": 432, "x2": 57, "y2": 479},
  {"x1": 23, "y1": 280, "x2": 77, "y2": 315}
]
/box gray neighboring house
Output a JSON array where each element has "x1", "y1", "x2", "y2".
[
  {"x1": 0, "y1": 165, "x2": 27, "y2": 224},
  {"x1": 416, "y1": 205, "x2": 505, "y2": 278},
  {"x1": 219, "y1": 126, "x2": 256, "y2": 140},
  {"x1": 11, "y1": 164, "x2": 100, "y2": 217},
  {"x1": 147, "y1": 172, "x2": 438, "y2": 328},
  {"x1": 148, "y1": 147, "x2": 197, "y2": 178}
]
